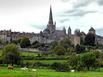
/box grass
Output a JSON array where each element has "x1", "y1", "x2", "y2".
[
  {"x1": 21, "y1": 51, "x2": 38, "y2": 57},
  {"x1": 0, "y1": 67, "x2": 103, "y2": 77}
]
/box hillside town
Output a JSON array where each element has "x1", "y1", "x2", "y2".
[
  {"x1": 0, "y1": 6, "x2": 103, "y2": 46},
  {"x1": 1, "y1": 1, "x2": 103, "y2": 76}
]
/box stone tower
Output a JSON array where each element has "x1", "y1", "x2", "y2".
[
  {"x1": 63, "y1": 27, "x2": 66, "y2": 35},
  {"x1": 47, "y1": 6, "x2": 55, "y2": 34},
  {"x1": 68, "y1": 26, "x2": 71, "y2": 37}
]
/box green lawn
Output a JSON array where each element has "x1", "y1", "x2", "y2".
[
  {"x1": 0, "y1": 67, "x2": 103, "y2": 77},
  {"x1": 21, "y1": 51, "x2": 38, "y2": 57}
]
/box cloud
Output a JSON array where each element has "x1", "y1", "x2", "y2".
[
  {"x1": 59, "y1": 9, "x2": 97, "y2": 17},
  {"x1": 96, "y1": 28, "x2": 103, "y2": 36},
  {"x1": 59, "y1": 18, "x2": 69, "y2": 23},
  {"x1": 61, "y1": 0, "x2": 70, "y2": 2},
  {"x1": 72, "y1": 0, "x2": 94, "y2": 8},
  {"x1": 70, "y1": 10, "x2": 97, "y2": 16},
  {"x1": 96, "y1": 0, "x2": 103, "y2": 5},
  {"x1": 30, "y1": 24, "x2": 45, "y2": 30}
]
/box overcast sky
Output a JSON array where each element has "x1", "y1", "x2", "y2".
[{"x1": 0, "y1": 0, "x2": 103, "y2": 36}]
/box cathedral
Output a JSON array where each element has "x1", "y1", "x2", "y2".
[
  {"x1": 30, "y1": 6, "x2": 81, "y2": 45},
  {"x1": 41, "y1": 6, "x2": 66, "y2": 41},
  {"x1": 0, "y1": 6, "x2": 103, "y2": 46}
]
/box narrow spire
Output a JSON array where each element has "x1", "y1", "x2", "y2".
[{"x1": 49, "y1": 5, "x2": 53, "y2": 24}]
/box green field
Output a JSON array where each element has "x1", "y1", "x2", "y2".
[
  {"x1": 21, "y1": 51, "x2": 38, "y2": 57},
  {"x1": 0, "y1": 67, "x2": 103, "y2": 77}
]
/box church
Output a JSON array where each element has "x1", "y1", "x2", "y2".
[
  {"x1": 41, "y1": 6, "x2": 66, "y2": 41},
  {"x1": 30, "y1": 6, "x2": 80, "y2": 46},
  {"x1": 0, "y1": 6, "x2": 103, "y2": 46}
]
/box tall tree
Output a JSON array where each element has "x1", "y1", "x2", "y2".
[
  {"x1": 85, "y1": 33, "x2": 95, "y2": 46},
  {"x1": 20, "y1": 37, "x2": 30, "y2": 48},
  {"x1": 2, "y1": 44, "x2": 21, "y2": 65}
]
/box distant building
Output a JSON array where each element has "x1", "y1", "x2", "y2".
[{"x1": 0, "y1": 6, "x2": 103, "y2": 46}]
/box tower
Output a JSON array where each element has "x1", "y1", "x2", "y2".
[
  {"x1": 63, "y1": 27, "x2": 66, "y2": 35},
  {"x1": 68, "y1": 26, "x2": 71, "y2": 37},
  {"x1": 47, "y1": 5, "x2": 55, "y2": 34}
]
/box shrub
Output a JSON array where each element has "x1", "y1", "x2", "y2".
[
  {"x1": 2, "y1": 44, "x2": 21, "y2": 65},
  {"x1": 53, "y1": 45, "x2": 66, "y2": 55},
  {"x1": 32, "y1": 62, "x2": 50, "y2": 68},
  {"x1": 80, "y1": 52, "x2": 97, "y2": 70},
  {"x1": 69, "y1": 54, "x2": 81, "y2": 70},
  {"x1": 51, "y1": 62, "x2": 69, "y2": 72}
]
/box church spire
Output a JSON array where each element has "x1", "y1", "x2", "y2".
[{"x1": 49, "y1": 5, "x2": 53, "y2": 24}]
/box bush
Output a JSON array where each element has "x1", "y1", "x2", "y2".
[
  {"x1": 32, "y1": 62, "x2": 49, "y2": 68},
  {"x1": 80, "y1": 52, "x2": 97, "y2": 70},
  {"x1": 51, "y1": 62, "x2": 69, "y2": 72},
  {"x1": 69, "y1": 54, "x2": 81, "y2": 71},
  {"x1": 20, "y1": 37, "x2": 30, "y2": 48},
  {"x1": 2, "y1": 44, "x2": 21, "y2": 65},
  {"x1": 53, "y1": 45, "x2": 66, "y2": 55},
  {"x1": 68, "y1": 52, "x2": 99, "y2": 71},
  {"x1": 75, "y1": 44, "x2": 85, "y2": 54}
]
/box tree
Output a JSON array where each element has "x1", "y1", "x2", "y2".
[
  {"x1": 2, "y1": 44, "x2": 21, "y2": 65},
  {"x1": 53, "y1": 45, "x2": 66, "y2": 55},
  {"x1": 51, "y1": 41, "x2": 58, "y2": 49},
  {"x1": 67, "y1": 47, "x2": 74, "y2": 55},
  {"x1": 60, "y1": 38, "x2": 72, "y2": 51},
  {"x1": 75, "y1": 44, "x2": 85, "y2": 54},
  {"x1": 85, "y1": 33, "x2": 95, "y2": 46},
  {"x1": 69, "y1": 54, "x2": 81, "y2": 70},
  {"x1": 20, "y1": 37, "x2": 30, "y2": 48},
  {"x1": 80, "y1": 52, "x2": 96, "y2": 70}
]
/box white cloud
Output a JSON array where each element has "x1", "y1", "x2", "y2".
[{"x1": 0, "y1": 0, "x2": 103, "y2": 36}]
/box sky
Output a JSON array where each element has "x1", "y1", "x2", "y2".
[{"x1": 0, "y1": 0, "x2": 103, "y2": 36}]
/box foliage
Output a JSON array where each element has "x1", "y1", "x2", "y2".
[
  {"x1": 51, "y1": 62, "x2": 69, "y2": 72},
  {"x1": 69, "y1": 52, "x2": 100, "y2": 71},
  {"x1": 67, "y1": 47, "x2": 74, "y2": 55},
  {"x1": 2, "y1": 44, "x2": 21, "y2": 65},
  {"x1": 69, "y1": 54, "x2": 81, "y2": 70},
  {"x1": 53, "y1": 45, "x2": 66, "y2": 55},
  {"x1": 60, "y1": 38, "x2": 72, "y2": 50},
  {"x1": 32, "y1": 62, "x2": 49, "y2": 68},
  {"x1": 75, "y1": 44, "x2": 85, "y2": 54},
  {"x1": 50, "y1": 41, "x2": 58, "y2": 49},
  {"x1": 85, "y1": 33, "x2": 95, "y2": 46},
  {"x1": 80, "y1": 52, "x2": 97, "y2": 70},
  {"x1": 20, "y1": 37, "x2": 30, "y2": 48}
]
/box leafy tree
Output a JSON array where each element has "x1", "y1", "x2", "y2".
[
  {"x1": 75, "y1": 44, "x2": 85, "y2": 54},
  {"x1": 53, "y1": 45, "x2": 66, "y2": 55},
  {"x1": 69, "y1": 54, "x2": 81, "y2": 70},
  {"x1": 67, "y1": 47, "x2": 74, "y2": 55},
  {"x1": 20, "y1": 37, "x2": 30, "y2": 48},
  {"x1": 50, "y1": 41, "x2": 58, "y2": 49},
  {"x1": 85, "y1": 33, "x2": 95, "y2": 46},
  {"x1": 2, "y1": 44, "x2": 21, "y2": 65},
  {"x1": 60, "y1": 38, "x2": 72, "y2": 51},
  {"x1": 80, "y1": 52, "x2": 96, "y2": 70}
]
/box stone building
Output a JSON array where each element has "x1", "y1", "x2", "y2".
[{"x1": 1, "y1": 6, "x2": 103, "y2": 46}]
